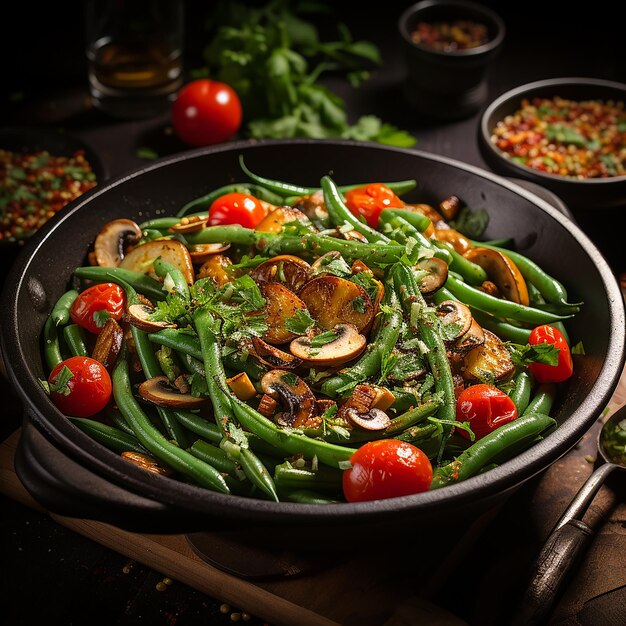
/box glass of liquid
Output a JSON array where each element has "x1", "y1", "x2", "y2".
[{"x1": 85, "y1": 0, "x2": 184, "y2": 119}]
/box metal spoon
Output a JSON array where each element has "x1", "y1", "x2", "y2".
[{"x1": 513, "y1": 405, "x2": 626, "y2": 625}]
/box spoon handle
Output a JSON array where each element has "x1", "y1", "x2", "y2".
[{"x1": 511, "y1": 462, "x2": 619, "y2": 625}]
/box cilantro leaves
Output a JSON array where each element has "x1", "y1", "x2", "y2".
[{"x1": 508, "y1": 341, "x2": 560, "y2": 368}]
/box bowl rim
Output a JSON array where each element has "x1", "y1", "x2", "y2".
[
  {"x1": 2, "y1": 138, "x2": 624, "y2": 522},
  {"x1": 398, "y1": 0, "x2": 506, "y2": 57},
  {"x1": 479, "y1": 76, "x2": 626, "y2": 186}
]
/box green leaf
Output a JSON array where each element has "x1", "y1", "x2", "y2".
[
  {"x1": 508, "y1": 342, "x2": 560, "y2": 368},
  {"x1": 352, "y1": 296, "x2": 366, "y2": 314},
  {"x1": 310, "y1": 252, "x2": 351, "y2": 278},
  {"x1": 92, "y1": 309, "x2": 111, "y2": 329},
  {"x1": 285, "y1": 308, "x2": 316, "y2": 335},
  {"x1": 571, "y1": 341, "x2": 585, "y2": 355},
  {"x1": 309, "y1": 329, "x2": 340, "y2": 349},
  {"x1": 40, "y1": 365, "x2": 74, "y2": 397},
  {"x1": 449, "y1": 206, "x2": 489, "y2": 239},
  {"x1": 281, "y1": 372, "x2": 300, "y2": 386},
  {"x1": 189, "y1": 373, "x2": 209, "y2": 397}
]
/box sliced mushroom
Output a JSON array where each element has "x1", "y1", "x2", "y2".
[
  {"x1": 344, "y1": 407, "x2": 391, "y2": 431},
  {"x1": 248, "y1": 255, "x2": 311, "y2": 293},
  {"x1": 188, "y1": 243, "x2": 231, "y2": 265},
  {"x1": 250, "y1": 337, "x2": 302, "y2": 369},
  {"x1": 92, "y1": 318, "x2": 123, "y2": 370},
  {"x1": 416, "y1": 257, "x2": 449, "y2": 295},
  {"x1": 226, "y1": 372, "x2": 257, "y2": 401},
  {"x1": 196, "y1": 253, "x2": 234, "y2": 286},
  {"x1": 290, "y1": 323, "x2": 366, "y2": 367},
  {"x1": 479, "y1": 280, "x2": 500, "y2": 297},
  {"x1": 315, "y1": 399, "x2": 337, "y2": 416},
  {"x1": 119, "y1": 239, "x2": 195, "y2": 285},
  {"x1": 255, "y1": 206, "x2": 312, "y2": 234},
  {"x1": 298, "y1": 276, "x2": 374, "y2": 332},
  {"x1": 94, "y1": 219, "x2": 142, "y2": 267},
  {"x1": 259, "y1": 282, "x2": 308, "y2": 344},
  {"x1": 436, "y1": 300, "x2": 473, "y2": 344},
  {"x1": 339, "y1": 383, "x2": 392, "y2": 431},
  {"x1": 126, "y1": 303, "x2": 177, "y2": 332},
  {"x1": 464, "y1": 247, "x2": 529, "y2": 306},
  {"x1": 333, "y1": 227, "x2": 368, "y2": 243},
  {"x1": 168, "y1": 215, "x2": 209, "y2": 235},
  {"x1": 138, "y1": 375, "x2": 207, "y2": 408},
  {"x1": 121, "y1": 451, "x2": 174, "y2": 476},
  {"x1": 260, "y1": 370, "x2": 316, "y2": 428},
  {"x1": 462, "y1": 329, "x2": 515, "y2": 382},
  {"x1": 290, "y1": 190, "x2": 328, "y2": 223},
  {"x1": 454, "y1": 319, "x2": 485, "y2": 354},
  {"x1": 439, "y1": 195, "x2": 462, "y2": 221},
  {"x1": 434, "y1": 228, "x2": 473, "y2": 255}
]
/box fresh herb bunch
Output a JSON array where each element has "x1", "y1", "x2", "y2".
[{"x1": 194, "y1": 0, "x2": 416, "y2": 147}]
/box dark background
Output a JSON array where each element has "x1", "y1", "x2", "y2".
[{"x1": 1, "y1": 2, "x2": 625, "y2": 625}]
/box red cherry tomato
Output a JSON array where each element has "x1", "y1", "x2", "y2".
[
  {"x1": 171, "y1": 79, "x2": 242, "y2": 147},
  {"x1": 342, "y1": 439, "x2": 433, "y2": 502},
  {"x1": 344, "y1": 183, "x2": 404, "y2": 228},
  {"x1": 456, "y1": 383, "x2": 518, "y2": 440},
  {"x1": 70, "y1": 282, "x2": 126, "y2": 335},
  {"x1": 527, "y1": 324, "x2": 573, "y2": 383},
  {"x1": 48, "y1": 356, "x2": 112, "y2": 418},
  {"x1": 208, "y1": 192, "x2": 266, "y2": 228}
]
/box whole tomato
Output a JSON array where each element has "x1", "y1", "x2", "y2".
[
  {"x1": 344, "y1": 183, "x2": 404, "y2": 228},
  {"x1": 70, "y1": 282, "x2": 126, "y2": 335},
  {"x1": 342, "y1": 439, "x2": 433, "y2": 502},
  {"x1": 171, "y1": 79, "x2": 242, "y2": 147},
  {"x1": 527, "y1": 324, "x2": 573, "y2": 383},
  {"x1": 456, "y1": 383, "x2": 518, "y2": 440},
  {"x1": 47, "y1": 356, "x2": 112, "y2": 418},
  {"x1": 208, "y1": 192, "x2": 266, "y2": 228}
]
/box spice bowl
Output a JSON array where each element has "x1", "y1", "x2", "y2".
[
  {"x1": 398, "y1": 0, "x2": 505, "y2": 120},
  {"x1": 478, "y1": 77, "x2": 626, "y2": 210}
]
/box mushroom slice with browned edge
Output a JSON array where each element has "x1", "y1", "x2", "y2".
[
  {"x1": 464, "y1": 247, "x2": 529, "y2": 306},
  {"x1": 260, "y1": 370, "x2": 316, "y2": 428},
  {"x1": 462, "y1": 329, "x2": 515, "y2": 382},
  {"x1": 248, "y1": 255, "x2": 311, "y2": 293},
  {"x1": 188, "y1": 243, "x2": 231, "y2": 265},
  {"x1": 127, "y1": 303, "x2": 177, "y2": 332},
  {"x1": 92, "y1": 318, "x2": 123, "y2": 370},
  {"x1": 138, "y1": 375, "x2": 207, "y2": 408},
  {"x1": 290, "y1": 323, "x2": 366, "y2": 367},
  {"x1": 454, "y1": 319, "x2": 485, "y2": 355},
  {"x1": 339, "y1": 384, "x2": 392, "y2": 431},
  {"x1": 416, "y1": 257, "x2": 448, "y2": 295},
  {"x1": 119, "y1": 239, "x2": 195, "y2": 285},
  {"x1": 168, "y1": 215, "x2": 209, "y2": 235},
  {"x1": 196, "y1": 253, "x2": 234, "y2": 286},
  {"x1": 298, "y1": 275, "x2": 374, "y2": 333},
  {"x1": 255, "y1": 206, "x2": 312, "y2": 234},
  {"x1": 249, "y1": 337, "x2": 302, "y2": 369},
  {"x1": 436, "y1": 300, "x2": 473, "y2": 344},
  {"x1": 94, "y1": 218, "x2": 142, "y2": 267},
  {"x1": 259, "y1": 282, "x2": 308, "y2": 345}
]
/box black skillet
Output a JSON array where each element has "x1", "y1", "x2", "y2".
[{"x1": 1, "y1": 139, "x2": 624, "y2": 549}]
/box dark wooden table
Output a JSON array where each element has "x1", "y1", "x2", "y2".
[{"x1": 1, "y1": 2, "x2": 625, "y2": 625}]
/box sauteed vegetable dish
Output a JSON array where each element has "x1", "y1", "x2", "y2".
[{"x1": 39, "y1": 157, "x2": 580, "y2": 503}]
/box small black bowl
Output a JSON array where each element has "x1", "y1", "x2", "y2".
[
  {"x1": 398, "y1": 0, "x2": 506, "y2": 120},
  {"x1": 478, "y1": 77, "x2": 626, "y2": 210},
  {"x1": 0, "y1": 126, "x2": 106, "y2": 278}
]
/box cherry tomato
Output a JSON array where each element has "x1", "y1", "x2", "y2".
[
  {"x1": 48, "y1": 356, "x2": 112, "y2": 418},
  {"x1": 208, "y1": 192, "x2": 266, "y2": 228},
  {"x1": 344, "y1": 183, "x2": 404, "y2": 228},
  {"x1": 456, "y1": 383, "x2": 518, "y2": 440},
  {"x1": 527, "y1": 324, "x2": 573, "y2": 383},
  {"x1": 171, "y1": 79, "x2": 242, "y2": 147},
  {"x1": 70, "y1": 282, "x2": 126, "y2": 335},
  {"x1": 342, "y1": 439, "x2": 433, "y2": 502}
]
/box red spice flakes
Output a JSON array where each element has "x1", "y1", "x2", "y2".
[
  {"x1": 490, "y1": 96, "x2": 626, "y2": 179},
  {"x1": 411, "y1": 20, "x2": 489, "y2": 51},
  {"x1": 0, "y1": 148, "x2": 97, "y2": 242}
]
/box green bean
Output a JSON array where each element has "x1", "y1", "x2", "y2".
[
  {"x1": 527, "y1": 281, "x2": 545, "y2": 307},
  {"x1": 238, "y1": 447, "x2": 278, "y2": 501},
  {"x1": 153, "y1": 256, "x2": 190, "y2": 302},
  {"x1": 321, "y1": 279, "x2": 402, "y2": 397},
  {"x1": 431, "y1": 286, "x2": 458, "y2": 305},
  {"x1": 394, "y1": 421, "x2": 444, "y2": 459},
  {"x1": 188, "y1": 439, "x2": 240, "y2": 475},
  {"x1": 469, "y1": 308, "x2": 532, "y2": 344},
  {"x1": 385, "y1": 398, "x2": 442, "y2": 435},
  {"x1": 552, "y1": 321, "x2": 571, "y2": 346},
  {"x1": 69, "y1": 417, "x2": 146, "y2": 454},
  {"x1": 379, "y1": 208, "x2": 431, "y2": 232},
  {"x1": 321, "y1": 175, "x2": 391, "y2": 243},
  {"x1": 509, "y1": 370, "x2": 533, "y2": 415},
  {"x1": 112, "y1": 351, "x2": 230, "y2": 493},
  {"x1": 273, "y1": 461, "x2": 343, "y2": 493},
  {"x1": 74, "y1": 266, "x2": 165, "y2": 302},
  {"x1": 432, "y1": 240, "x2": 487, "y2": 286},
  {"x1": 280, "y1": 489, "x2": 341, "y2": 504},
  {"x1": 42, "y1": 316, "x2": 63, "y2": 370},
  {"x1": 523, "y1": 383, "x2": 556, "y2": 416},
  {"x1": 150, "y1": 328, "x2": 202, "y2": 359},
  {"x1": 104, "y1": 404, "x2": 135, "y2": 436},
  {"x1": 445, "y1": 275, "x2": 572, "y2": 324},
  {"x1": 470, "y1": 241, "x2": 581, "y2": 308},
  {"x1": 62, "y1": 324, "x2": 89, "y2": 357},
  {"x1": 141, "y1": 228, "x2": 171, "y2": 243},
  {"x1": 139, "y1": 217, "x2": 181, "y2": 230},
  {"x1": 393, "y1": 263, "x2": 456, "y2": 459},
  {"x1": 50, "y1": 289, "x2": 79, "y2": 326},
  {"x1": 430, "y1": 412, "x2": 556, "y2": 489}
]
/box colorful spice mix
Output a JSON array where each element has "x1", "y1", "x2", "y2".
[
  {"x1": 0, "y1": 149, "x2": 97, "y2": 242},
  {"x1": 490, "y1": 96, "x2": 626, "y2": 179},
  {"x1": 411, "y1": 20, "x2": 489, "y2": 51}
]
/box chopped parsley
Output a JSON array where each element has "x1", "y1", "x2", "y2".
[{"x1": 39, "y1": 366, "x2": 74, "y2": 396}]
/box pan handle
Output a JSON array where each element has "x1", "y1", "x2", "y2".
[{"x1": 14, "y1": 417, "x2": 197, "y2": 533}]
